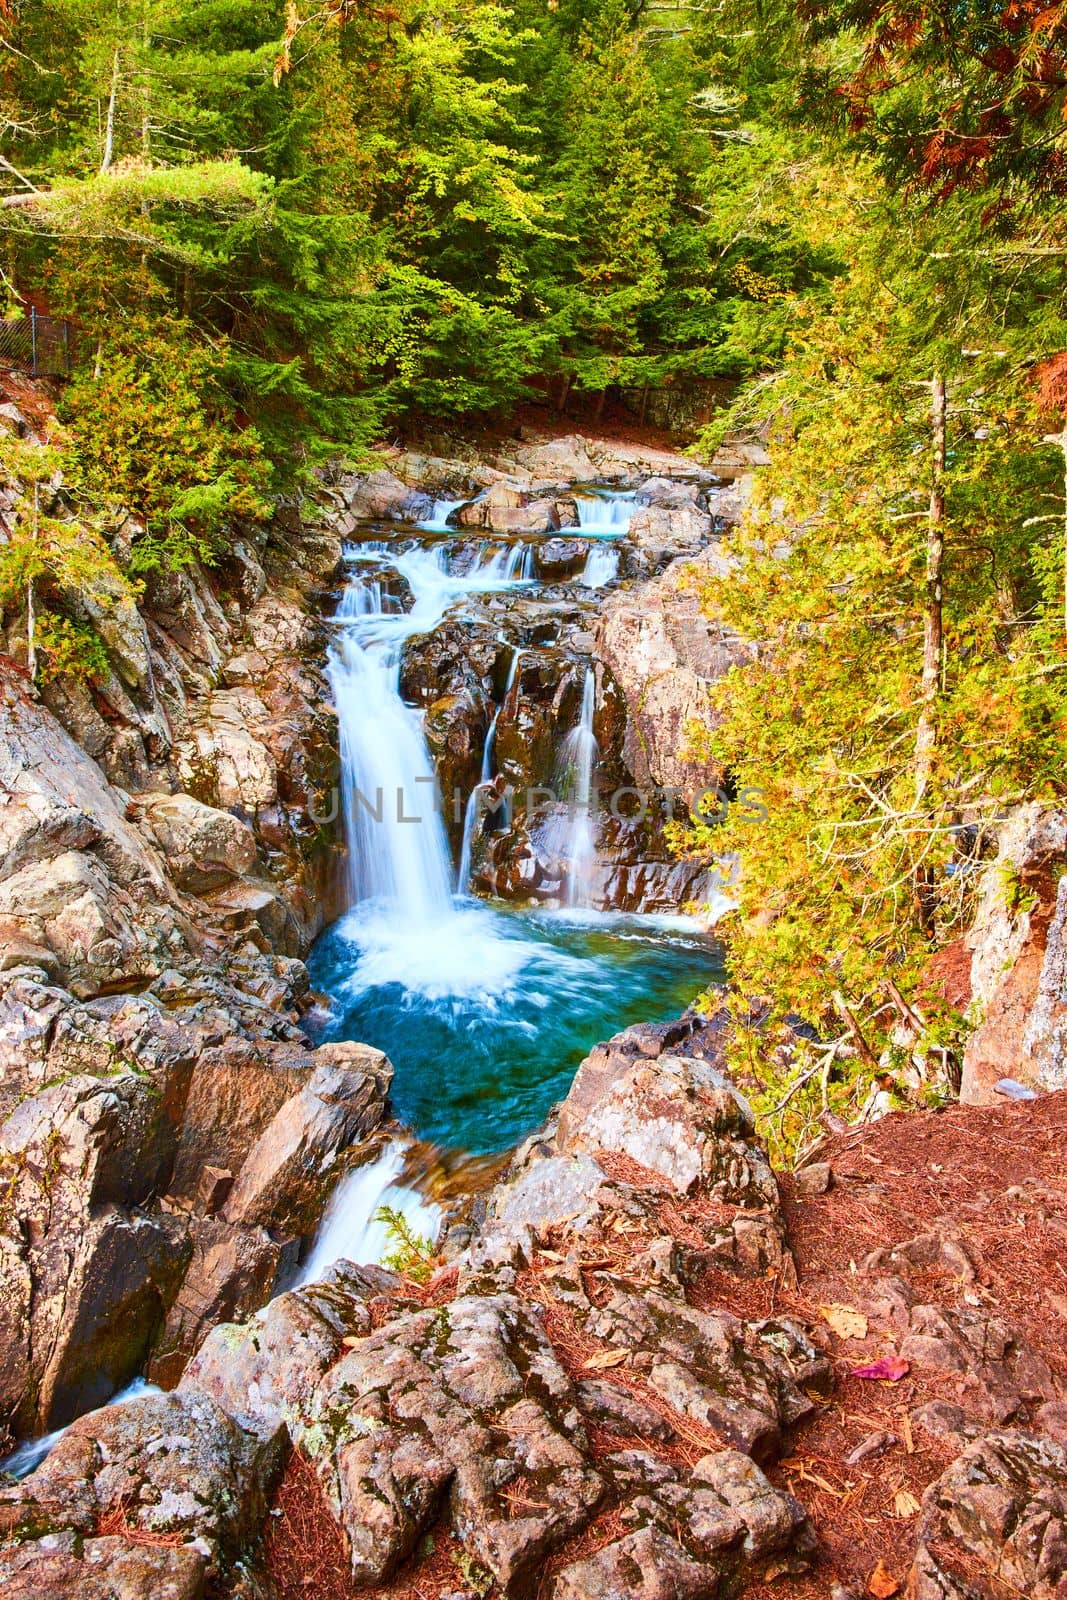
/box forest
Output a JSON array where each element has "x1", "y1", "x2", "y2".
[{"x1": 2, "y1": 0, "x2": 1067, "y2": 1133}]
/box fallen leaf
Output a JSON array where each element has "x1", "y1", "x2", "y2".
[
  {"x1": 851, "y1": 1355, "x2": 910, "y2": 1383},
  {"x1": 820, "y1": 1303, "x2": 869, "y2": 1340},
  {"x1": 867, "y1": 1560, "x2": 901, "y2": 1598},
  {"x1": 583, "y1": 1348, "x2": 628, "y2": 1371},
  {"x1": 893, "y1": 1489, "x2": 921, "y2": 1518},
  {"x1": 538, "y1": 1249, "x2": 566, "y2": 1262}
]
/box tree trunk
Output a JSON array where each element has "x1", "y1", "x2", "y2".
[
  {"x1": 100, "y1": 45, "x2": 121, "y2": 173},
  {"x1": 914, "y1": 371, "x2": 946, "y2": 803},
  {"x1": 1042, "y1": 426, "x2": 1067, "y2": 638}
]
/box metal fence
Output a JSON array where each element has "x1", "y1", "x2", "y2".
[{"x1": 0, "y1": 311, "x2": 73, "y2": 377}]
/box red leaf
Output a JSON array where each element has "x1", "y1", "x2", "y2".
[{"x1": 851, "y1": 1355, "x2": 911, "y2": 1383}]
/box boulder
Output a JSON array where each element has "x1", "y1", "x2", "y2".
[
  {"x1": 596, "y1": 553, "x2": 755, "y2": 800},
  {"x1": 0, "y1": 1388, "x2": 283, "y2": 1571},
  {"x1": 536, "y1": 538, "x2": 591, "y2": 580},
  {"x1": 181, "y1": 1263, "x2": 398, "y2": 1442},
  {"x1": 0, "y1": 1074, "x2": 187, "y2": 1431},
  {"x1": 343, "y1": 468, "x2": 431, "y2": 522},
  {"x1": 575, "y1": 1279, "x2": 828, "y2": 1463},
  {"x1": 0, "y1": 1537, "x2": 207, "y2": 1600},
  {"x1": 558, "y1": 1049, "x2": 768, "y2": 1201},
  {"x1": 301, "y1": 1292, "x2": 603, "y2": 1589},
  {"x1": 913, "y1": 1430, "x2": 1067, "y2": 1600},
  {"x1": 142, "y1": 793, "x2": 257, "y2": 893},
  {"x1": 552, "y1": 1448, "x2": 813, "y2": 1600},
  {"x1": 221, "y1": 1045, "x2": 391, "y2": 1234},
  {"x1": 635, "y1": 476, "x2": 704, "y2": 510}
]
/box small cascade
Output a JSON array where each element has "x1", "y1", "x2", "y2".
[
  {"x1": 580, "y1": 544, "x2": 620, "y2": 587},
  {"x1": 296, "y1": 1140, "x2": 442, "y2": 1286},
  {"x1": 329, "y1": 581, "x2": 456, "y2": 916},
  {"x1": 565, "y1": 490, "x2": 635, "y2": 537},
  {"x1": 556, "y1": 668, "x2": 600, "y2": 907},
  {"x1": 418, "y1": 497, "x2": 468, "y2": 532}
]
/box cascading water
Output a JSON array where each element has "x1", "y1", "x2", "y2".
[
  {"x1": 310, "y1": 519, "x2": 723, "y2": 1156},
  {"x1": 419, "y1": 497, "x2": 468, "y2": 532},
  {"x1": 552, "y1": 668, "x2": 600, "y2": 907},
  {"x1": 0, "y1": 1377, "x2": 161, "y2": 1480},
  {"x1": 561, "y1": 489, "x2": 635, "y2": 537},
  {"x1": 296, "y1": 1140, "x2": 441, "y2": 1287},
  {"x1": 329, "y1": 580, "x2": 455, "y2": 916},
  {"x1": 580, "y1": 544, "x2": 620, "y2": 587}
]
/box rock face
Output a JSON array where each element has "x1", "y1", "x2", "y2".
[
  {"x1": 961, "y1": 805, "x2": 1067, "y2": 1102},
  {"x1": 597, "y1": 552, "x2": 755, "y2": 802},
  {"x1": 0, "y1": 1018, "x2": 809, "y2": 1600},
  {"x1": 0, "y1": 962, "x2": 392, "y2": 1433}
]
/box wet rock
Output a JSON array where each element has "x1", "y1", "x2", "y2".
[
  {"x1": 142, "y1": 793, "x2": 257, "y2": 894},
  {"x1": 221, "y1": 1046, "x2": 391, "y2": 1234},
  {"x1": 913, "y1": 1429, "x2": 1067, "y2": 1600},
  {"x1": 536, "y1": 538, "x2": 590, "y2": 579},
  {"x1": 301, "y1": 1292, "x2": 603, "y2": 1589},
  {"x1": 0, "y1": 1388, "x2": 284, "y2": 1571},
  {"x1": 0, "y1": 1537, "x2": 207, "y2": 1600}
]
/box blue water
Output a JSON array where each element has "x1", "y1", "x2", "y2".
[{"x1": 308, "y1": 899, "x2": 721, "y2": 1154}]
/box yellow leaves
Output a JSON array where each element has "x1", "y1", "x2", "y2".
[
  {"x1": 582, "y1": 1348, "x2": 629, "y2": 1371},
  {"x1": 819, "y1": 1303, "x2": 869, "y2": 1340}
]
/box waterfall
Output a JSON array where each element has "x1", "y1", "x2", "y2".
[
  {"x1": 565, "y1": 491, "x2": 635, "y2": 537},
  {"x1": 580, "y1": 545, "x2": 620, "y2": 587},
  {"x1": 555, "y1": 668, "x2": 600, "y2": 907},
  {"x1": 327, "y1": 540, "x2": 543, "y2": 917},
  {"x1": 329, "y1": 580, "x2": 455, "y2": 918},
  {"x1": 0, "y1": 1376, "x2": 162, "y2": 1481},
  {"x1": 296, "y1": 1140, "x2": 441, "y2": 1286},
  {"x1": 418, "y1": 497, "x2": 468, "y2": 532}
]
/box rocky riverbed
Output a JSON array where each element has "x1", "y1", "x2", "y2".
[{"x1": 0, "y1": 404, "x2": 1065, "y2": 1599}]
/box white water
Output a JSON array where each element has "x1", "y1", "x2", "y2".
[
  {"x1": 562, "y1": 490, "x2": 635, "y2": 537},
  {"x1": 296, "y1": 1140, "x2": 442, "y2": 1287},
  {"x1": 418, "y1": 497, "x2": 469, "y2": 532},
  {"x1": 327, "y1": 543, "x2": 552, "y2": 1000},
  {"x1": 581, "y1": 544, "x2": 620, "y2": 587},
  {"x1": 0, "y1": 1376, "x2": 161, "y2": 1481},
  {"x1": 549, "y1": 668, "x2": 600, "y2": 907}
]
